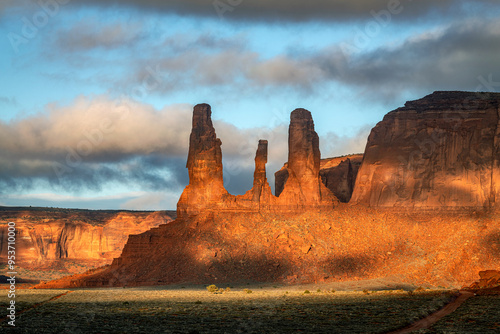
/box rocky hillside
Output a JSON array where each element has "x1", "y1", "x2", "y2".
[{"x1": 38, "y1": 207, "x2": 500, "y2": 289}]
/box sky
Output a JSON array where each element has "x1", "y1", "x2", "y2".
[{"x1": 0, "y1": 0, "x2": 499, "y2": 210}]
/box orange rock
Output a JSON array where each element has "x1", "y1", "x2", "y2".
[{"x1": 351, "y1": 91, "x2": 500, "y2": 209}]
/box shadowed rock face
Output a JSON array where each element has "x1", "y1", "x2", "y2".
[
  {"x1": 252, "y1": 140, "x2": 268, "y2": 201},
  {"x1": 320, "y1": 155, "x2": 363, "y2": 203},
  {"x1": 285, "y1": 109, "x2": 321, "y2": 202},
  {"x1": 351, "y1": 91, "x2": 500, "y2": 209}
]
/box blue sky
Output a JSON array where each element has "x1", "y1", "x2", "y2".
[{"x1": 1, "y1": 0, "x2": 499, "y2": 210}]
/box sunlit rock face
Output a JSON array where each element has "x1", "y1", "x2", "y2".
[
  {"x1": 0, "y1": 209, "x2": 174, "y2": 269},
  {"x1": 177, "y1": 104, "x2": 338, "y2": 218},
  {"x1": 277, "y1": 109, "x2": 337, "y2": 209},
  {"x1": 37, "y1": 94, "x2": 500, "y2": 290},
  {"x1": 351, "y1": 91, "x2": 500, "y2": 209},
  {"x1": 177, "y1": 104, "x2": 228, "y2": 217}
]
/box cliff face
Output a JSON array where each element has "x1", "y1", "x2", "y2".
[
  {"x1": 276, "y1": 154, "x2": 364, "y2": 203},
  {"x1": 0, "y1": 208, "x2": 174, "y2": 271},
  {"x1": 351, "y1": 91, "x2": 500, "y2": 209},
  {"x1": 320, "y1": 155, "x2": 363, "y2": 203},
  {"x1": 177, "y1": 104, "x2": 338, "y2": 218}
]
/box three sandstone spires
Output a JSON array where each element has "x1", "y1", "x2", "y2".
[{"x1": 177, "y1": 104, "x2": 337, "y2": 218}]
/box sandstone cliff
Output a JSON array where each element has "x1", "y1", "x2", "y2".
[
  {"x1": 276, "y1": 109, "x2": 337, "y2": 210},
  {"x1": 351, "y1": 91, "x2": 500, "y2": 209},
  {"x1": 0, "y1": 207, "x2": 174, "y2": 275}
]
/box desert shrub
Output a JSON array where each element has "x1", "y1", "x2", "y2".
[
  {"x1": 363, "y1": 289, "x2": 370, "y2": 295},
  {"x1": 304, "y1": 290, "x2": 311, "y2": 294},
  {"x1": 206, "y1": 284, "x2": 219, "y2": 293},
  {"x1": 243, "y1": 289, "x2": 253, "y2": 294}
]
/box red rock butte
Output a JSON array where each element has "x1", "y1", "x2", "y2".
[
  {"x1": 352, "y1": 91, "x2": 500, "y2": 210},
  {"x1": 37, "y1": 91, "x2": 500, "y2": 289}
]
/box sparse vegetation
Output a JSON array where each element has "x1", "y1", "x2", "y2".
[
  {"x1": 206, "y1": 284, "x2": 219, "y2": 293},
  {"x1": 0, "y1": 287, "x2": 460, "y2": 333}
]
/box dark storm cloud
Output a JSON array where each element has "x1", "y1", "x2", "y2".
[
  {"x1": 118, "y1": 19, "x2": 500, "y2": 101},
  {"x1": 336, "y1": 19, "x2": 500, "y2": 98},
  {"x1": 63, "y1": 0, "x2": 497, "y2": 22},
  {"x1": 3, "y1": 0, "x2": 496, "y2": 21}
]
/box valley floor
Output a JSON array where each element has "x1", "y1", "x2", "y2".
[{"x1": 2, "y1": 282, "x2": 499, "y2": 333}]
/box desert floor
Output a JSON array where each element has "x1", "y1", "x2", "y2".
[{"x1": 1, "y1": 280, "x2": 500, "y2": 333}]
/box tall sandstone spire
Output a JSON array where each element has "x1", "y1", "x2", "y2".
[
  {"x1": 277, "y1": 108, "x2": 337, "y2": 209},
  {"x1": 177, "y1": 104, "x2": 228, "y2": 217}
]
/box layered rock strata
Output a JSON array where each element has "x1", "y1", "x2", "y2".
[
  {"x1": 0, "y1": 208, "x2": 174, "y2": 269},
  {"x1": 351, "y1": 91, "x2": 500, "y2": 209}
]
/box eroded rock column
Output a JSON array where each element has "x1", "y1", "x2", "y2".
[{"x1": 177, "y1": 104, "x2": 228, "y2": 217}]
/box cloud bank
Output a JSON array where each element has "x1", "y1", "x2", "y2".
[
  {"x1": 0, "y1": 95, "x2": 367, "y2": 204},
  {"x1": 45, "y1": 0, "x2": 500, "y2": 22}
]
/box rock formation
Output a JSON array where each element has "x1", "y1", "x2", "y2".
[
  {"x1": 36, "y1": 93, "x2": 500, "y2": 290},
  {"x1": 177, "y1": 104, "x2": 228, "y2": 217},
  {"x1": 465, "y1": 270, "x2": 500, "y2": 295},
  {"x1": 276, "y1": 154, "x2": 363, "y2": 203},
  {"x1": 0, "y1": 207, "x2": 174, "y2": 274},
  {"x1": 274, "y1": 109, "x2": 338, "y2": 209},
  {"x1": 320, "y1": 154, "x2": 363, "y2": 203},
  {"x1": 351, "y1": 91, "x2": 500, "y2": 209},
  {"x1": 177, "y1": 105, "x2": 337, "y2": 218}
]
